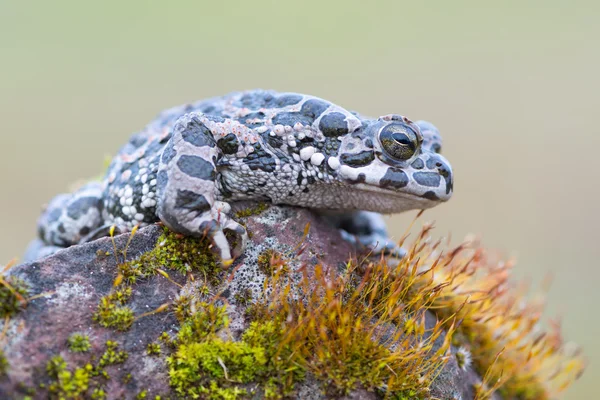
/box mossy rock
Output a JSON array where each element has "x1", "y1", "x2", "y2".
[{"x1": 0, "y1": 203, "x2": 582, "y2": 399}]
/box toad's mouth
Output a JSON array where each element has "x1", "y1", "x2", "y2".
[{"x1": 349, "y1": 182, "x2": 448, "y2": 208}]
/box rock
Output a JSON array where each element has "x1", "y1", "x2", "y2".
[{"x1": 0, "y1": 204, "x2": 492, "y2": 399}]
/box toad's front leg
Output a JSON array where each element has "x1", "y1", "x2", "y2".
[
  {"x1": 323, "y1": 211, "x2": 406, "y2": 258},
  {"x1": 156, "y1": 113, "x2": 247, "y2": 263}
]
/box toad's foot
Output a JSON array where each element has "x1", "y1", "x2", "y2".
[{"x1": 37, "y1": 182, "x2": 105, "y2": 248}]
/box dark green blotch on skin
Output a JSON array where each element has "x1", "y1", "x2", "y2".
[
  {"x1": 445, "y1": 175, "x2": 453, "y2": 194},
  {"x1": 319, "y1": 112, "x2": 349, "y2": 137},
  {"x1": 300, "y1": 99, "x2": 329, "y2": 120},
  {"x1": 144, "y1": 139, "x2": 167, "y2": 160},
  {"x1": 38, "y1": 225, "x2": 46, "y2": 240},
  {"x1": 156, "y1": 170, "x2": 168, "y2": 196},
  {"x1": 422, "y1": 191, "x2": 439, "y2": 200},
  {"x1": 411, "y1": 158, "x2": 424, "y2": 169},
  {"x1": 177, "y1": 155, "x2": 216, "y2": 181},
  {"x1": 340, "y1": 151, "x2": 375, "y2": 167},
  {"x1": 217, "y1": 134, "x2": 240, "y2": 155},
  {"x1": 237, "y1": 112, "x2": 266, "y2": 128},
  {"x1": 379, "y1": 168, "x2": 409, "y2": 189},
  {"x1": 413, "y1": 172, "x2": 441, "y2": 187},
  {"x1": 180, "y1": 118, "x2": 216, "y2": 148},
  {"x1": 199, "y1": 220, "x2": 219, "y2": 234},
  {"x1": 426, "y1": 155, "x2": 443, "y2": 170},
  {"x1": 162, "y1": 139, "x2": 177, "y2": 164},
  {"x1": 200, "y1": 105, "x2": 216, "y2": 114},
  {"x1": 159, "y1": 205, "x2": 194, "y2": 236},
  {"x1": 275, "y1": 94, "x2": 303, "y2": 107},
  {"x1": 46, "y1": 208, "x2": 62, "y2": 224},
  {"x1": 265, "y1": 133, "x2": 284, "y2": 149},
  {"x1": 272, "y1": 112, "x2": 313, "y2": 127},
  {"x1": 67, "y1": 197, "x2": 103, "y2": 220},
  {"x1": 129, "y1": 134, "x2": 148, "y2": 148},
  {"x1": 175, "y1": 190, "x2": 211, "y2": 211},
  {"x1": 243, "y1": 144, "x2": 276, "y2": 173},
  {"x1": 348, "y1": 173, "x2": 367, "y2": 184},
  {"x1": 238, "y1": 90, "x2": 274, "y2": 110}
]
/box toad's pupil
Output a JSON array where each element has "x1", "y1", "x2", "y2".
[{"x1": 393, "y1": 133, "x2": 413, "y2": 147}]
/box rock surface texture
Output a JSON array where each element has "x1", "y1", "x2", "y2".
[{"x1": 0, "y1": 205, "x2": 491, "y2": 399}]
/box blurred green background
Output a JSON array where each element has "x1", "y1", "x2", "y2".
[{"x1": 0, "y1": 0, "x2": 597, "y2": 397}]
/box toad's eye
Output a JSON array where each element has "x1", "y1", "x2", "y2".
[{"x1": 379, "y1": 123, "x2": 421, "y2": 161}]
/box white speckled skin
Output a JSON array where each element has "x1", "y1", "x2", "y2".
[{"x1": 36, "y1": 90, "x2": 453, "y2": 261}]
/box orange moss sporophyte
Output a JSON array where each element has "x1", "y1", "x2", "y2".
[
  {"x1": 0, "y1": 259, "x2": 29, "y2": 319},
  {"x1": 394, "y1": 225, "x2": 586, "y2": 399},
  {"x1": 240, "y1": 222, "x2": 584, "y2": 399},
  {"x1": 245, "y1": 259, "x2": 455, "y2": 398}
]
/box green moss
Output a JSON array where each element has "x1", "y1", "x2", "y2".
[
  {"x1": 167, "y1": 301, "x2": 301, "y2": 399},
  {"x1": 92, "y1": 287, "x2": 135, "y2": 331},
  {"x1": 256, "y1": 249, "x2": 288, "y2": 276},
  {"x1": 233, "y1": 288, "x2": 253, "y2": 306},
  {"x1": 91, "y1": 387, "x2": 107, "y2": 399},
  {"x1": 16, "y1": 382, "x2": 36, "y2": 396},
  {"x1": 46, "y1": 356, "x2": 67, "y2": 378},
  {"x1": 206, "y1": 381, "x2": 248, "y2": 399},
  {"x1": 167, "y1": 338, "x2": 263, "y2": 398},
  {"x1": 158, "y1": 331, "x2": 174, "y2": 349},
  {"x1": 44, "y1": 343, "x2": 125, "y2": 397},
  {"x1": 257, "y1": 249, "x2": 275, "y2": 275},
  {"x1": 46, "y1": 356, "x2": 93, "y2": 399},
  {"x1": 136, "y1": 389, "x2": 148, "y2": 399},
  {"x1": 117, "y1": 226, "x2": 218, "y2": 283},
  {"x1": 67, "y1": 333, "x2": 91, "y2": 353},
  {"x1": 387, "y1": 390, "x2": 424, "y2": 400},
  {"x1": 177, "y1": 303, "x2": 229, "y2": 345},
  {"x1": 146, "y1": 343, "x2": 161, "y2": 356},
  {"x1": 0, "y1": 349, "x2": 8, "y2": 376},
  {"x1": 234, "y1": 202, "x2": 269, "y2": 219},
  {"x1": 98, "y1": 341, "x2": 128, "y2": 369},
  {"x1": 173, "y1": 294, "x2": 193, "y2": 323},
  {"x1": 0, "y1": 276, "x2": 28, "y2": 318},
  {"x1": 242, "y1": 320, "x2": 303, "y2": 397}
]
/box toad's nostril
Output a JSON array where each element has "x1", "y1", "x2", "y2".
[{"x1": 438, "y1": 166, "x2": 449, "y2": 178}]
